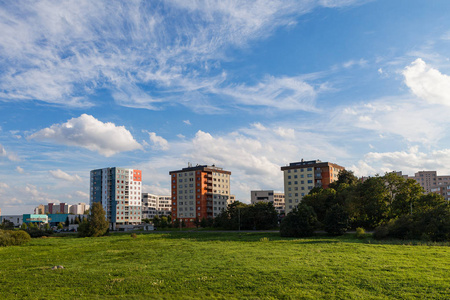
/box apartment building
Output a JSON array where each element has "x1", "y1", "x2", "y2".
[
  {"x1": 281, "y1": 159, "x2": 345, "y2": 214},
  {"x1": 410, "y1": 171, "x2": 450, "y2": 200},
  {"x1": 250, "y1": 190, "x2": 285, "y2": 215},
  {"x1": 69, "y1": 203, "x2": 90, "y2": 215},
  {"x1": 169, "y1": 164, "x2": 231, "y2": 227},
  {"x1": 40, "y1": 203, "x2": 71, "y2": 214},
  {"x1": 141, "y1": 193, "x2": 172, "y2": 219},
  {"x1": 90, "y1": 167, "x2": 142, "y2": 230},
  {"x1": 228, "y1": 194, "x2": 236, "y2": 206}
]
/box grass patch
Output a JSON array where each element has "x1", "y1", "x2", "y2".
[{"x1": 0, "y1": 232, "x2": 449, "y2": 299}]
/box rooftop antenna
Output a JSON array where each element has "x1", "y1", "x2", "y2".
[{"x1": 188, "y1": 162, "x2": 192, "y2": 168}]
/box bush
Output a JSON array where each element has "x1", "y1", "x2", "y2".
[
  {"x1": 373, "y1": 224, "x2": 389, "y2": 240},
  {"x1": 280, "y1": 203, "x2": 318, "y2": 237},
  {"x1": 355, "y1": 227, "x2": 366, "y2": 239},
  {"x1": 324, "y1": 204, "x2": 349, "y2": 236},
  {"x1": 0, "y1": 230, "x2": 31, "y2": 247},
  {"x1": 131, "y1": 233, "x2": 137, "y2": 239}
]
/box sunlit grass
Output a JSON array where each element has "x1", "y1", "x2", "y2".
[{"x1": 0, "y1": 232, "x2": 449, "y2": 299}]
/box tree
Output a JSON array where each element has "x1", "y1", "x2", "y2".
[
  {"x1": 20, "y1": 223, "x2": 28, "y2": 230},
  {"x1": 200, "y1": 217, "x2": 207, "y2": 228},
  {"x1": 1, "y1": 220, "x2": 14, "y2": 230},
  {"x1": 74, "y1": 216, "x2": 80, "y2": 224},
  {"x1": 57, "y1": 222, "x2": 64, "y2": 230},
  {"x1": 181, "y1": 219, "x2": 186, "y2": 228},
  {"x1": 324, "y1": 204, "x2": 349, "y2": 236},
  {"x1": 152, "y1": 215, "x2": 161, "y2": 228},
  {"x1": 65, "y1": 217, "x2": 70, "y2": 227},
  {"x1": 78, "y1": 202, "x2": 109, "y2": 237},
  {"x1": 193, "y1": 216, "x2": 201, "y2": 229},
  {"x1": 280, "y1": 203, "x2": 318, "y2": 237},
  {"x1": 173, "y1": 218, "x2": 180, "y2": 229},
  {"x1": 302, "y1": 188, "x2": 338, "y2": 224}
]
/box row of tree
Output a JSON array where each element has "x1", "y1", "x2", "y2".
[{"x1": 280, "y1": 170, "x2": 450, "y2": 241}]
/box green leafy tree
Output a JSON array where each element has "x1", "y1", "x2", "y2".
[
  {"x1": 280, "y1": 203, "x2": 318, "y2": 237},
  {"x1": 152, "y1": 215, "x2": 161, "y2": 228},
  {"x1": 181, "y1": 219, "x2": 186, "y2": 228},
  {"x1": 193, "y1": 216, "x2": 201, "y2": 229},
  {"x1": 65, "y1": 217, "x2": 70, "y2": 227},
  {"x1": 74, "y1": 216, "x2": 80, "y2": 224},
  {"x1": 57, "y1": 222, "x2": 64, "y2": 230},
  {"x1": 324, "y1": 204, "x2": 349, "y2": 236},
  {"x1": 173, "y1": 218, "x2": 180, "y2": 229},
  {"x1": 20, "y1": 223, "x2": 28, "y2": 230},
  {"x1": 78, "y1": 202, "x2": 109, "y2": 237},
  {"x1": 200, "y1": 217, "x2": 207, "y2": 228}
]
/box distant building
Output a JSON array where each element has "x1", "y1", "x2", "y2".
[
  {"x1": 0, "y1": 215, "x2": 22, "y2": 227},
  {"x1": 228, "y1": 194, "x2": 236, "y2": 206},
  {"x1": 43, "y1": 203, "x2": 71, "y2": 214},
  {"x1": 141, "y1": 193, "x2": 172, "y2": 219},
  {"x1": 90, "y1": 167, "x2": 142, "y2": 230},
  {"x1": 281, "y1": 159, "x2": 345, "y2": 214},
  {"x1": 410, "y1": 171, "x2": 450, "y2": 201},
  {"x1": 250, "y1": 190, "x2": 285, "y2": 215},
  {"x1": 169, "y1": 164, "x2": 231, "y2": 227},
  {"x1": 69, "y1": 203, "x2": 90, "y2": 215},
  {"x1": 23, "y1": 214, "x2": 48, "y2": 225},
  {"x1": 34, "y1": 205, "x2": 45, "y2": 214}
]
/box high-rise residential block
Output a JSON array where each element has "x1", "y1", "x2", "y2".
[
  {"x1": 141, "y1": 193, "x2": 172, "y2": 219},
  {"x1": 281, "y1": 159, "x2": 345, "y2": 214},
  {"x1": 90, "y1": 167, "x2": 142, "y2": 230},
  {"x1": 250, "y1": 190, "x2": 285, "y2": 215},
  {"x1": 169, "y1": 164, "x2": 231, "y2": 227},
  {"x1": 69, "y1": 203, "x2": 90, "y2": 215}
]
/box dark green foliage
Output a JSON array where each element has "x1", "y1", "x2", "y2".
[
  {"x1": 74, "y1": 216, "x2": 80, "y2": 225},
  {"x1": 0, "y1": 220, "x2": 14, "y2": 230},
  {"x1": 152, "y1": 215, "x2": 160, "y2": 227},
  {"x1": 280, "y1": 203, "x2": 318, "y2": 237},
  {"x1": 65, "y1": 217, "x2": 70, "y2": 227},
  {"x1": 193, "y1": 216, "x2": 201, "y2": 228},
  {"x1": 173, "y1": 218, "x2": 180, "y2": 229},
  {"x1": 78, "y1": 202, "x2": 109, "y2": 237},
  {"x1": 57, "y1": 222, "x2": 64, "y2": 230},
  {"x1": 0, "y1": 230, "x2": 31, "y2": 247},
  {"x1": 303, "y1": 188, "x2": 338, "y2": 224},
  {"x1": 142, "y1": 218, "x2": 151, "y2": 224},
  {"x1": 324, "y1": 204, "x2": 349, "y2": 236},
  {"x1": 214, "y1": 201, "x2": 278, "y2": 230},
  {"x1": 373, "y1": 205, "x2": 450, "y2": 242},
  {"x1": 181, "y1": 220, "x2": 186, "y2": 228},
  {"x1": 200, "y1": 217, "x2": 207, "y2": 228},
  {"x1": 25, "y1": 223, "x2": 52, "y2": 238}
]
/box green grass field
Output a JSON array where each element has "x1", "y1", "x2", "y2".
[{"x1": 0, "y1": 232, "x2": 449, "y2": 299}]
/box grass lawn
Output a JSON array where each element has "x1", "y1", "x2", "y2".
[{"x1": 0, "y1": 232, "x2": 449, "y2": 299}]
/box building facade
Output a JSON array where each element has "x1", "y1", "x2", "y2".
[
  {"x1": 250, "y1": 190, "x2": 285, "y2": 215},
  {"x1": 281, "y1": 159, "x2": 345, "y2": 214},
  {"x1": 90, "y1": 167, "x2": 142, "y2": 230},
  {"x1": 169, "y1": 164, "x2": 231, "y2": 227},
  {"x1": 69, "y1": 203, "x2": 90, "y2": 215},
  {"x1": 410, "y1": 171, "x2": 450, "y2": 201},
  {"x1": 141, "y1": 193, "x2": 172, "y2": 219}
]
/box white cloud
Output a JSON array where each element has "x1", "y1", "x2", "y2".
[
  {"x1": 403, "y1": 58, "x2": 450, "y2": 106},
  {"x1": 49, "y1": 169, "x2": 82, "y2": 182},
  {"x1": 0, "y1": 1, "x2": 361, "y2": 111},
  {"x1": 28, "y1": 114, "x2": 142, "y2": 156},
  {"x1": 75, "y1": 191, "x2": 89, "y2": 198},
  {"x1": 177, "y1": 134, "x2": 186, "y2": 139},
  {"x1": 218, "y1": 75, "x2": 318, "y2": 111},
  {"x1": 16, "y1": 166, "x2": 24, "y2": 174},
  {"x1": 183, "y1": 120, "x2": 191, "y2": 125},
  {"x1": 148, "y1": 132, "x2": 170, "y2": 151},
  {"x1": 0, "y1": 144, "x2": 20, "y2": 162},
  {"x1": 351, "y1": 146, "x2": 450, "y2": 177}
]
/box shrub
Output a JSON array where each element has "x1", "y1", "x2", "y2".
[
  {"x1": 0, "y1": 230, "x2": 31, "y2": 247},
  {"x1": 356, "y1": 227, "x2": 366, "y2": 239},
  {"x1": 324, "y1": 204, "x2": 349, "y2": 236},
  {"x1": 260, "y1": 237, "x2": 269, "y2": 242},
  {"x1": 373, "y1": 225, "x2": 389, "y2": 240},
  {"x1": 131, "y1": 233, "x2": 137, "y2": 239},
  {"x1": 280, "y1": 203, "x2": 318, "y2": 237}
]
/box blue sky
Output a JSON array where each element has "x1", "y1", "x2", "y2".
[{"x1": 2, "y1": 0, "x2": 450, "y2": 214}]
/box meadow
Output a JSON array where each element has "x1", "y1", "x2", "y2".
[{"x1": 0, "y1": 232, "x2": 449, "y2": 299}]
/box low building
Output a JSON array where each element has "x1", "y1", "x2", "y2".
[
  {"x1": 0, "y1": 215, "x2": 23, "y2": 227},
  {"x1": 23, "y1": 214, "x2": 48, "y2": 225},
  {"x1": 250, "y1": 190, "x2": 285, "y2": 215},
  {"x1": 141, "y1": 193, "x2": 172, "y2": 219}
]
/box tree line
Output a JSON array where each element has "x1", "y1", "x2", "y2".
[{"x1": 280, "y1": 170, "x2": 450, "y2": 241}]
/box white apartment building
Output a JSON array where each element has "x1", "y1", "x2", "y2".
[
  {"x1": 250, "y1": 190, "x2": 285, "y2": 215},
  {"x1": 281, "y1": 159, "x2": 345, "y2": 214},
  {"x1": 141, "y1": 193, "x2": 172, "y2": 219},
  {"x1": 69, "y1": 203, "x2": 90, "y2": 215}
]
